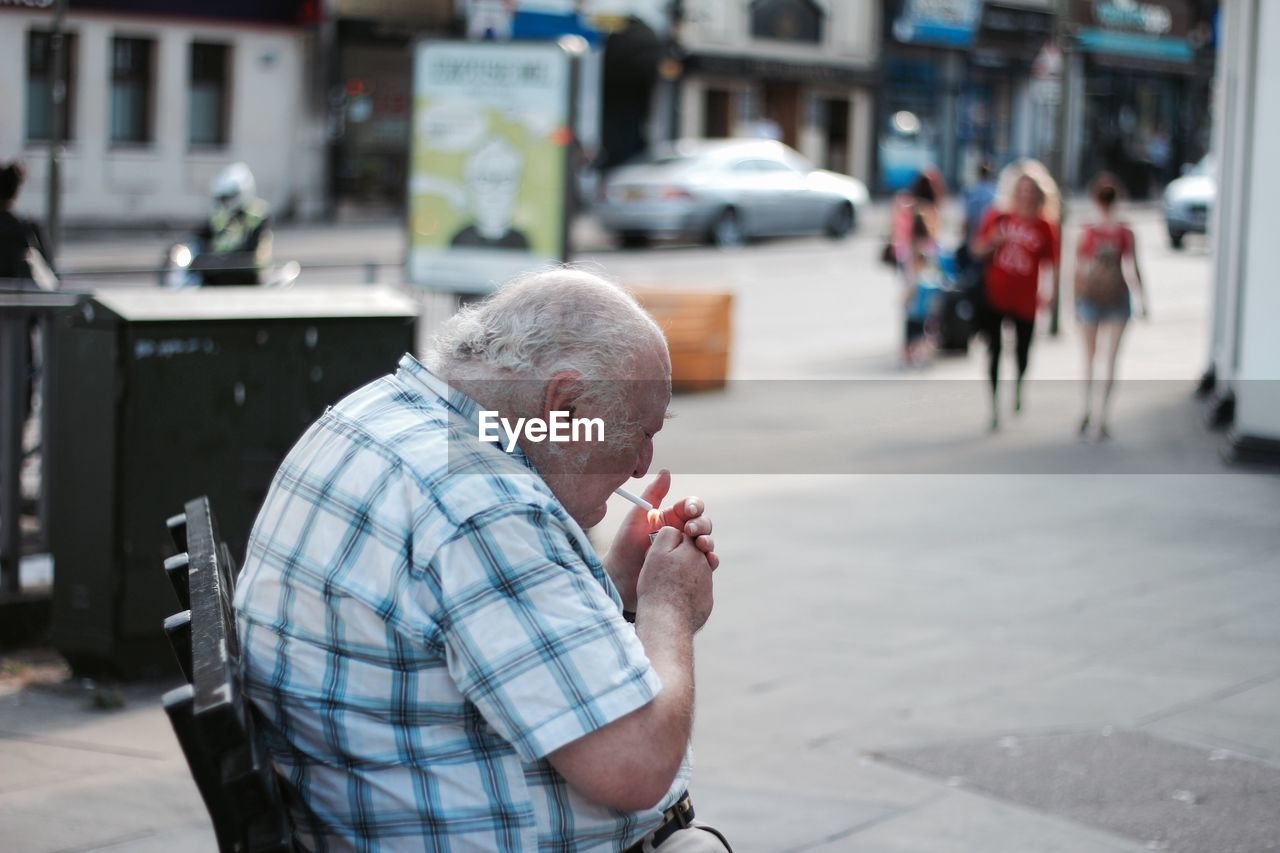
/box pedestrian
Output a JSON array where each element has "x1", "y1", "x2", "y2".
[
  {"x1": 0, "y1": 161, "x2": 55, "y2": 422},
  {"x1": 0, "y1": 161, "x2": 53, "y2": 283},
  {"x1": 904, "y1": 211, "x2": 943, "y2": 365},
  {"x1": 233, "y1": 268, "x2": 730, "y2": 852},
  {"x1": 954, "y1": 159, "x2": 998, "y2": 327},
  {"x1": 1074, "y1": 173, "x2": 1148, "y2": 439},
  {"x1": 961, "y1": 159, "x2": 997, "y2": 251},
  {"x1": 892, "y1": 171, "x2": 941, "y2": 365},
  {"x1": 972, "y1": 160, "x2": 1061, "y2": 430}
]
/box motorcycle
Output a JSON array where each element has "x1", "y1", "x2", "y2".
[{"x1": 158, "y1": 240, "x2": 300, "y2": 289}]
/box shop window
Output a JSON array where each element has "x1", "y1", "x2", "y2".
[
  {"x1": 26, "y1": 30, "x2": 77, "y2": 143},
  {"x1": 751, "y1": 0, "x2": 823, "y2": 44},
  {"x1": 190, "y1": 42, "x2": 230, "y2": 147},
  {"x1": 110, "y1": 37, "x2": 154, "y2": 145}
]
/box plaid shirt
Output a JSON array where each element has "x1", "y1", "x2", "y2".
[{"x1": 234, "y1": 354, "x2": 689, "y2": 851}]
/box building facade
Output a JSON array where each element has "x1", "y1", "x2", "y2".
[
  {"x1": 1065, "y1": 0, "x2": 1216, "y2": 197},
  {"x1": 878, "y1": 0, "x2": 1055, "y2": 192},
  {"x1": 0, "y1": 0, "x2": 327, "y2": 227},
  {"x1": 1205, "y1": 0, "x2": 1280, "y2": 459},
  {"x1": 876, "y1": 0, "x2": 1214, "y2": 195},
  {"x1": 674, "y1": 0, "x2": 880, "y2": 183}
]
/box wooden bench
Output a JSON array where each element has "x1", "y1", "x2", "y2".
[{"x1": 161, "y1": 496, "x2": 296, "y2": 852}]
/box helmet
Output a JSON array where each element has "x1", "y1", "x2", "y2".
[{"x1": 210, "y1": 162, "x2": 256, "y2": 209}]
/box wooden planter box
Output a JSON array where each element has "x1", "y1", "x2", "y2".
[{"x1": 628, "y1": 288, "x2": 733, "y2": 393}]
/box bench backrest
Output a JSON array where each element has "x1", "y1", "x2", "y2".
[{"x1": 161, "y1": 496, "x2": 295, "y2": 853}]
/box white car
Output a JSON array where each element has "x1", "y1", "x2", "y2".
[
  {"x1": 598, "y1": 139, "x2": 870, "y2": 248},
  {"x1": 1162, "y1": 156, "x2": 1215, "y2": 249}
]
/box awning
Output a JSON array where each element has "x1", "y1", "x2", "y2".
[{"x1": 1076, "y1": 27, "x2": 1193, "y2": 63}]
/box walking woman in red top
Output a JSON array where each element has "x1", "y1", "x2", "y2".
[
  {"x1": 973, "y1": 162, "x2": 1061, "y2": 431},
  {"x1": 1074, "y1": 174, "x2": 1148, "y2": 439}
]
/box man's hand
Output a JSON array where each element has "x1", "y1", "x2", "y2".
[
  {"x1": 604, "y1": 470, "x2": 717, "y2": 611},
  {"x1": 636, "y1": 527, "x2": 715, "y2": 634}
]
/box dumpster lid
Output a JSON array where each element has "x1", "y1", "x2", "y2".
[{"x1": 90, "y1": 286, "x2": 418, "y2": 322}]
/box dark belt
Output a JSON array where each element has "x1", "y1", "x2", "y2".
[{"x1": 624, "y1": 792, "x2": 694, "y2": 852}]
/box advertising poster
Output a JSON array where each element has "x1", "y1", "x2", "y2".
[{"x1": 408, "y1": 41, "x2": 572, "y2": 293}]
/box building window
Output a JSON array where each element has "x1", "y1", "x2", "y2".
[
  {"x1": 26, "y1": 30, "x2": 77, "y2": 143},
  {"x1": 751, "y1": 0, "x2": 823, "y2": 44},
  {"x1": 189, "y1": 43, "x2": 231, "y2": 147},
  {"x1": 110, "y1": 37, "x2": 154, "y2": 145}
]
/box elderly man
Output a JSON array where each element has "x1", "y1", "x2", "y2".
[{"x1": 234, "y1": 268, "x2": 727, "y2": 851}]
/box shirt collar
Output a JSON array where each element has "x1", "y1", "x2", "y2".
[{"x1": 395, "y1": 353, "x2": 539, "y2": 474}]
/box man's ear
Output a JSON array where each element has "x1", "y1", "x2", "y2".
[{"x1": 541, "y1": 370, "x2": 584, "y2": 419}]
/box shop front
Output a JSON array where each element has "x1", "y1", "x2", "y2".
[
  {"x1": 880, "y1": 0, "x2": 1064, "y2": 193},
  {"x1": 680, "y1": 53, "x2": 877, "y2": 180},
  {"x1": 879, "y1": 0, "x2": 983, "y2": 191},
  {"x1": 325, "y1": 1, "x2": 452, "y2": 216},
  {"x1": 1069, "y1": 0, "x2": 1214, "y2": 197}
]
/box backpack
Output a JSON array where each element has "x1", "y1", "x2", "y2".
[{"x1": 1079, "y1": 228, "x2": 1128, "y2": 307}]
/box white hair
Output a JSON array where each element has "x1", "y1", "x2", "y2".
[{"x1": 426, "y1": 267, "x2": 668, "y2": 445}]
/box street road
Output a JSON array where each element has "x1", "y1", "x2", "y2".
[{"x1": 60, "y1": 200, "x2": 1211, "y2": 383}]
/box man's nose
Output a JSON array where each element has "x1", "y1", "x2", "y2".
[{"x1": 632, "y1": 439, "x2": 654, "y2": 478}]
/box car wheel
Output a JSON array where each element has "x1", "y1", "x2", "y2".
[
  {"x1": 619, "y1": 231, "x2": 651, "y2": 249},
  {"x1": 825, "y1": 203, "x2": 855, "y2": 239},
  {"x1": 1169, "y1": 229, "x2": 1186, "y2": 250},
  {"x1": 711, "y1": 208, "x2": 745, "y2": 248}
]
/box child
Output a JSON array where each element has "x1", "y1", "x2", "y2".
[{"x1": 904, "y1": 212, "x2": 942, "y2": 366}]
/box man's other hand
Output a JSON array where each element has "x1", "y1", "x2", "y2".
[{"x1": 636, "y1": 527, "x2": 714, "y2": 634}]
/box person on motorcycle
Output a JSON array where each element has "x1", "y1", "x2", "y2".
[{"x1": 196, "y1": 162, "x2": 271, "y2": 285}]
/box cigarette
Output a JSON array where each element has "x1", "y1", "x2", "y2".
[
  {"x1": 613, "y1": 487, "x2": 653, "y2": 511},
  {"x1": 615, "y1": 487, "x2": 664, "y2": 533}
]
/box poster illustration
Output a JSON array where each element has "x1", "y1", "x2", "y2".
[{"x1": 408, "y1": 41, "x2": 572, "y2": 293}]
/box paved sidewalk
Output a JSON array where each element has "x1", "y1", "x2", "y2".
[
  {"x1": 4, "y1": 205, "x2": 1277, "y2": 852},
  {"x1": 4, "y1": 435, "x2": 1277, "y2": 852}
]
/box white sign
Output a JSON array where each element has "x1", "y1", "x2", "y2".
[{"x1": 407, "y1": 42, "x2": 573, "y2": 293}]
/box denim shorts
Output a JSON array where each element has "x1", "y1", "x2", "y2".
[{"x1": 1076, "y1": 294, "x2": 1131, "y2": 325}]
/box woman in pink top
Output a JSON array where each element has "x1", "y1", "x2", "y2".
[{"x1": 1074, "y1": 173, "x2": 1149, "y2": 439}]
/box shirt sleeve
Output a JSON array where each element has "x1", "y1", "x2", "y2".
[{"x1": 432, "y1": 503, "x2": 661, "y2": 764}]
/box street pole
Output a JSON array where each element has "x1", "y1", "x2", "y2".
[
  {"x1": 1048, "y1": 0, "x2": 1072, "y2": 337},
  {"x1": 45, "y1": 0, "x2": 68, "y2": 263},
  {"x1": 320, "y1": 0, "x2": 341, "y2": 222}
]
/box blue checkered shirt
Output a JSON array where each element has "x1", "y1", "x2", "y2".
[{"x1": 234, "y1": 354, "x2": 689, "y2": 851}]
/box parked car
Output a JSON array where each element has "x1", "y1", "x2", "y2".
[
  {"x1": 598, "y1": 139, "x2": 870, "y2": 248},
  {"x1": 1162, "y1": 156, "x2": 1215, "y2": 249}
]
